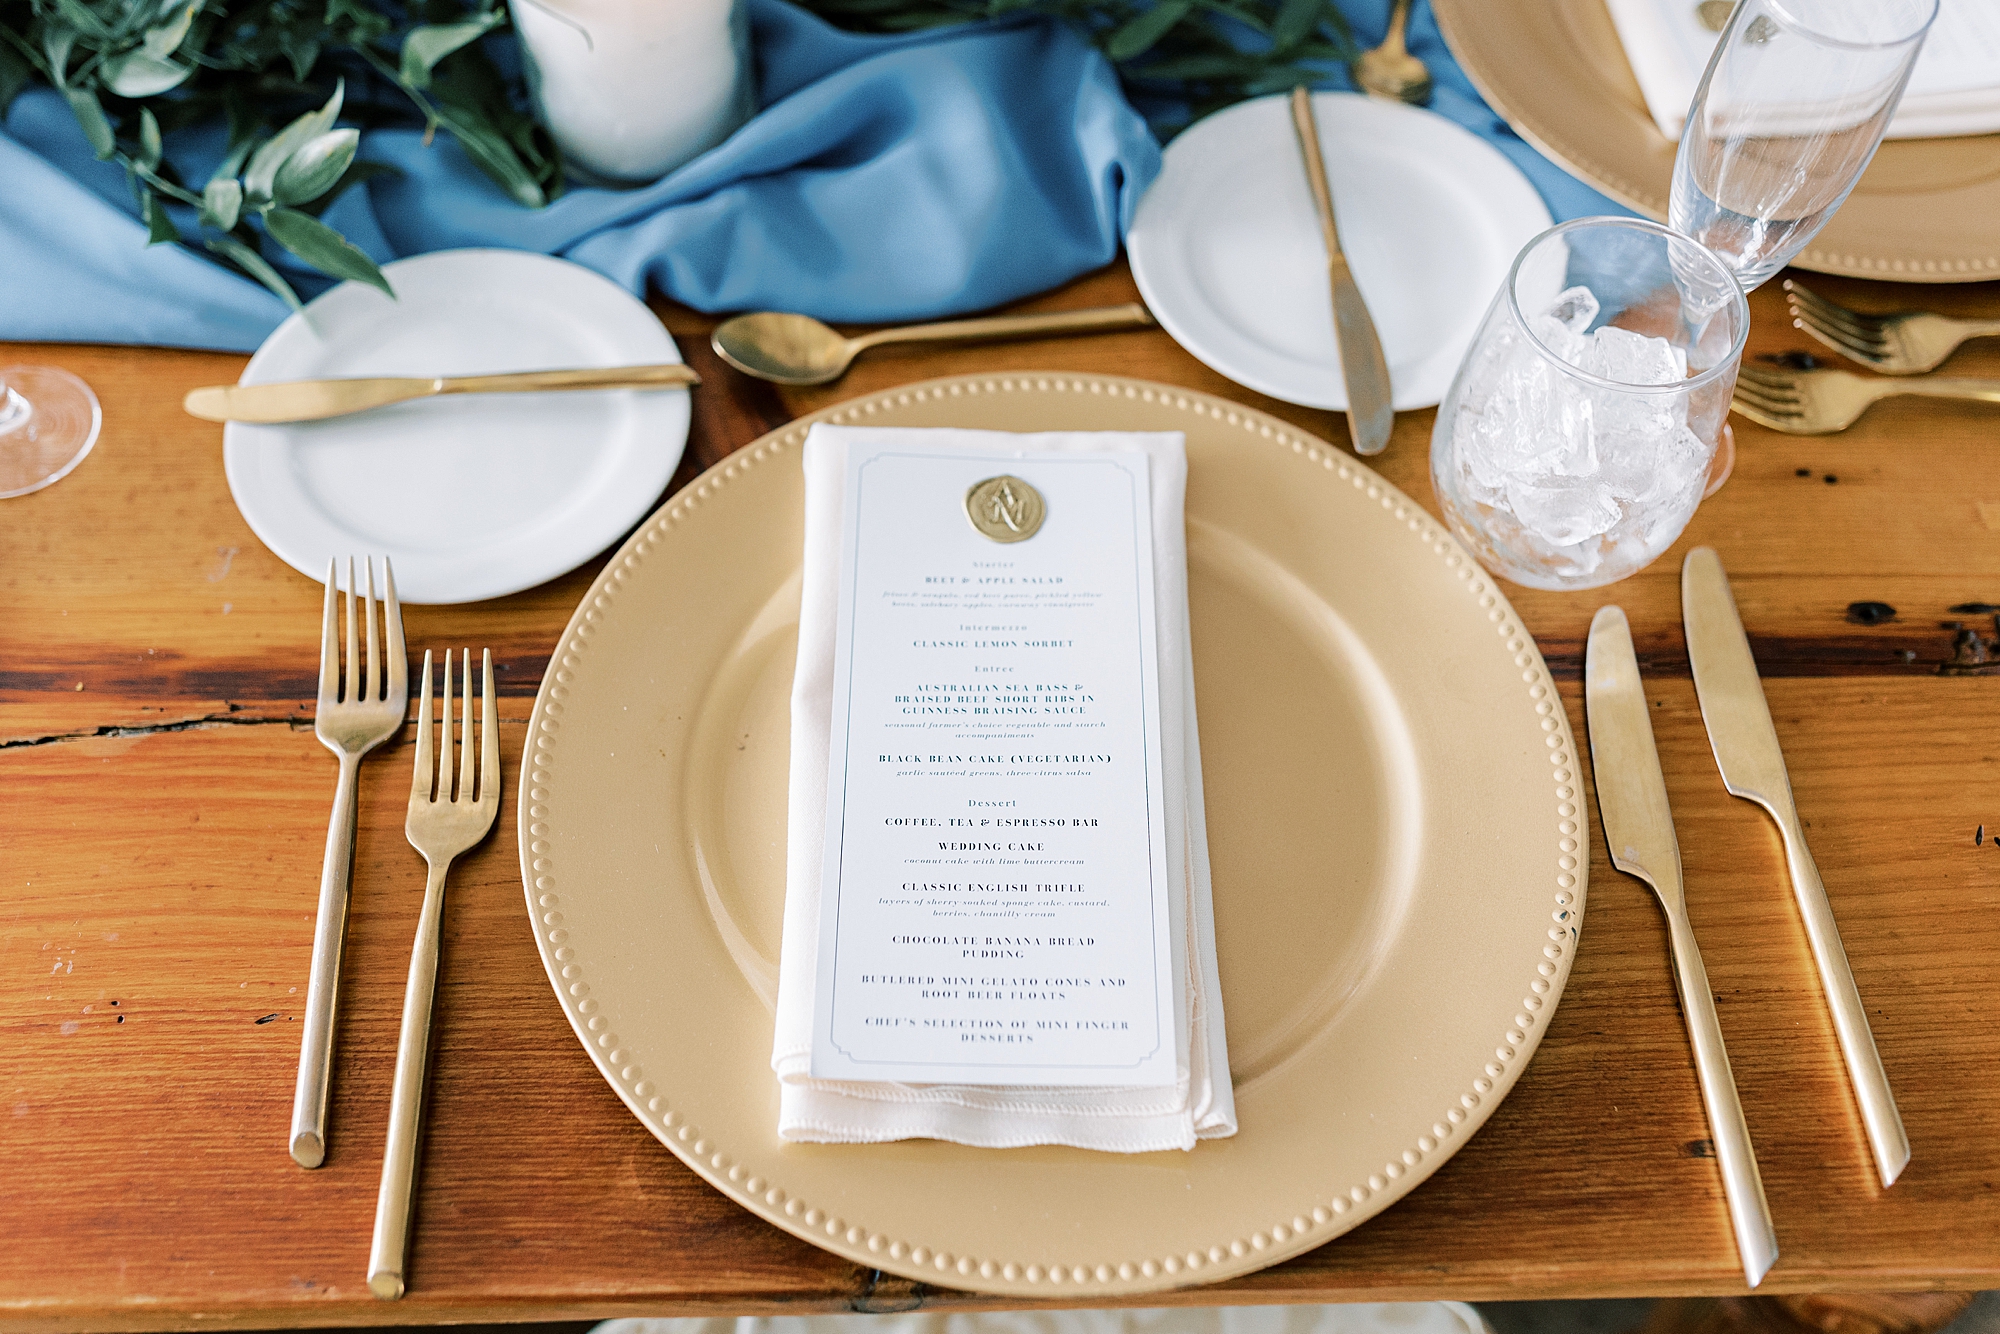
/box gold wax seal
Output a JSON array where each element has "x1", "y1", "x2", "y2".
[{"x1": 964, "y1": 475, "x2": 1046, "y2": 543}]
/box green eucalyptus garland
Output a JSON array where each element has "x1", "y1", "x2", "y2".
[
  {"x1": 0, "y1": 0, "x2": 1352, "y2": 307},
  {"x1": 0, "y1": 0, "x2": 560, "y2": 308},
  {"x1": 800, "y1": 0, "x2": 1358, "y2": 133}
]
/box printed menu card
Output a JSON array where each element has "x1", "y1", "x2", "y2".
[
  {"x1": 771, "y1": 424, "x2": 1237, "y2": 1152},
  {"x1": 810, "y1": 441, "x2": 1176, "y2": 1086}
]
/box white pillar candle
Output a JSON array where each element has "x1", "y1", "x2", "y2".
[{"x1": 510, "y1": 0, "x2": 756, "y2": 182}]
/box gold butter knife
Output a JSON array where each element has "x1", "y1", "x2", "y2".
[
  {"x1": 1586, "y1": 605, "x2": 1779, "y2": 1288},
  {"x1": 184, "y1": 363, "x2": 700, "y2": 424},
  {"x1": 1683, "y1": 546, "x2": 1909, "y2": 1187},
  {"x1": 1289, "y1": 85, "x2": 1394, "y2": 456}
]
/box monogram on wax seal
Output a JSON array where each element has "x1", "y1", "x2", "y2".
[{"x1": 964, "y1": 475, "x2": 1046, "y2": 543}]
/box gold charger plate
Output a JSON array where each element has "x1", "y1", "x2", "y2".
[
  {"x1": 520, "y1": 373, "x2": 1584, "y2": 1297},
  {"x1": 1433, "y1": 0, "x2": 2000, "y2": 282}
]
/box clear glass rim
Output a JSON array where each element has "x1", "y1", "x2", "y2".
[
  {"x1": 1504, "y1": 216, "x2": 1750, "y2": 398},
  {"x1": 1757, "y1": 0, "x2": 1937, "y2": 53}
]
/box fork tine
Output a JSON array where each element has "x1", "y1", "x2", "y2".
[
  {"x1": 1731, "y1": 398, "x2": 1805, "y2": 431},
  {"x1": 318, "y1": 559, "x2": 338, "y2": 705},
  {"x1": 1793, "y1": 318, "x2": 1891, "y2": 365},
  {"x1": 411, "y1": 651, "x2": 435, "y2": 804},
  {"x1": 457, "y1": 648, "x2": 475, "y2": 804},
  {"x1": 1735, "y1": 367, "x2": 1801, "y2": 398},
  {"x1": 439, "y1": 649, "x2": 456, "y2": 802},
  {"x1": 363, "y1": 557, "x2": 380, "y2": 705},
  {"x1": 383, "y1": 558, "x2": 407, "y2": 701},
  {"x1": 1785, "y1": 281, "x2": 1887, "y2": 341},
  {"x1": 479, "y1": 649, "x2": 498, "y2": 807},
  {"x1": 344, "y1": 557, "x2": 358, "y2": 705},
  {"x1": 1731, "y1": 381, "x2": 1801, "y2": 413},
  {"x1": 1792, "y1": 303, "x2": 1889, "y2": 352}
]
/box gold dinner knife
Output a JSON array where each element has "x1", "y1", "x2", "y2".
[
  {"x1": 1586, "y1": 605, "x2": 1779, "y2": 1288},
  {"x1": 183, "y1": 363, "x2": 700, "y2": 424},
  {"x1": 1682, "y1": 546, "x2": 1910, "y2": 1188},
  {"x1": 1289, "y1": 86, "x2": 1394, "y2": 457}
]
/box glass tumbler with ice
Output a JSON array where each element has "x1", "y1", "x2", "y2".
[{"x1": 1430, "y1": 218, "x2": 1749, "y2": 592}]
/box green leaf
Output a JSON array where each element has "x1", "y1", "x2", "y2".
[
  {"x1": 277, "y1": 30, "x2": 321, "y2": 82},
  {"x1": 141, "y1": 189, "x2": 180, "y2": 244},
  {"x1": 1269, "y1": 0, "x2": 1320, "y2": 49},
  {"x1": 48, "y1": 0, "x2": 111, "y2": 41},
  {"x1": 103, "y1": 48, "x2": 194, "y2": 97},
  {"x1": 64, "y1": 86, "x2": 116, "y2": 159},
  {"x1": 263, "y1": 207, "x2": 393, "y2": 296},
  {"x1": 206, "y1": 236, "x2": 301, "y2": 310},
  {"x1": 138, "y1": 106, "x2": 163, "y2": 167},
  {"x1": 142, "y1": 1, "x2": 199, "y2": 59},
  {"x1": 242, "y1": 78, "x2": 344, "y2": 202},
  {"x1": 399, "y1": 12, "x2": 504, "y2": 91},
  {"x1": 272, "y1": 127, "x2": 358, "y2": 204},
  {"x1": 200, "y1": 177, "x2": 242, "y2": 230},
  {"x1": 43, "y1": 31, "x2": 76, "y2": 87},
  {"x1": 1106, "y1": 0, "x2": 1194, "y2": 60},
  {"x1": 292, "y1": 159, "x2": 400, "y2": 218},
  {"x1": 434, "y1": 112, "x2": 546, "y2": 207}
]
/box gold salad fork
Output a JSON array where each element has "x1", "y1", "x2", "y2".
[
  {"x1": 368, "y1": 649, "x2": 499, "y2": 1301},
  {"x1": 293, "y1": 557, "x2": 406, "y2": 1170},
  {"x1": 1732, "y1": 364, "x2": 2000, "y2": 435},
  {"x1": 1785, "y1": 280, "x2": 2000, "y2": 375}
]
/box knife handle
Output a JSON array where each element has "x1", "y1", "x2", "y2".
[
  {"x1": 438, "y1": 364, "x2": 699, "y2": 394},
  {"x1": 1664, "y1": 907, "x2": 1779, "y2": 1288},
  {"x1": 1775, "y1": 815, "x2": 1911, "y2": 1186}
]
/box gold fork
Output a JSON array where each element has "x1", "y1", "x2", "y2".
[
  {"x1": 293, "y1": 557, "x2": 407, "y2": 1170},
  {"x1": 367, "y1": 649, "x2": 499, "y2": 1301},
  {"x1": 1784, "y1": 280, "x2": 2000, "y2": 375},
  {"x1": 1732, "y1": 364, "x2": 2000, "y2": 434}
]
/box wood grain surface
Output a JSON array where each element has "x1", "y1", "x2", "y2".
[{"x1": 5, "y1": 262, "x2": 2000, "y2": 1332}]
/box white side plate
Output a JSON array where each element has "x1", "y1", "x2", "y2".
[
  {"x1": 224, "y1": 249, "x2": 690, "y2": 604},
  {"x1": 1129, "y1": 92, "x2": 1553, "y2": 413}
]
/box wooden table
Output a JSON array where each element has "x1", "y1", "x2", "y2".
[{"x1": 6, "y1": 262, "x2": 2000, "y2": 1334}]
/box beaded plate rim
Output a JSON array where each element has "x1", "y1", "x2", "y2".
[{"x1": 518, "y1": 371, "x2": 1585, "y2": 1296}]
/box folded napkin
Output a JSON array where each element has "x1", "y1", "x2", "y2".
[
  {"x1": 1606, "y1": 0, "x2": 2000, "y2": 141},
  {"x1": 771, "y1": 425, "x2": 1236, "y2": 1153}
]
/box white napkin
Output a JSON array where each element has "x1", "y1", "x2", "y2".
[
  {"x1": 770, "y1": 424, "x2": 1236, "y2": 1153},
  {"x1": 1606, "y1": 0, "x2": 2000, "y2": 141}
]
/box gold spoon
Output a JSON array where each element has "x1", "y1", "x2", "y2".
[
  {"x1": 1350, "y1": 0, "x2": 1432, "y2": 105},
  {"x1": 709, "y1": 304, "x2": 1156, "y2": 386}
]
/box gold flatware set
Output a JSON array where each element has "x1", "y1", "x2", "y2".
[
  {"x1": 1586, "y1": 548, "x2": 1909, "y2": 1286},
  {"x1": 290, "y1": 556, "x2": 498, "y2": 1300},
  {"x1": 1738, "y1": 282, "x2": 2000, "y2": 434}
]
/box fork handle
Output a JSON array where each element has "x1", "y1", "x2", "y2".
[
  {"x1": 1888, "y1": 377, "x2": 2000, "y2": 405},
  {"x1": 368, "y1": 858, "x2": 451, "y2": 1301},
  {"x1": 291, "y1": 750, "x2": 361, "y2": 1169}
]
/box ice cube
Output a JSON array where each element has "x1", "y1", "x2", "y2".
[
  {"x1": 1543, "y1": 286, "x2": 1600, "y2": 334},
  {"x1": 1502, "y1": 471, "x2": 1623, "y2": 547},
  {"x1": 1581, "y1": 324, "x2": 1687, "y2": 387}
]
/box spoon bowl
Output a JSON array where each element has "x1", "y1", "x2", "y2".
[
  {"x1": 711, "y1": 312, "x2": 857, "y2": 386},
  {"x1": 1350, "y1": 0, "x2": 1433, "y2": 105},
  {"x1": 1352, "y1": 46, "x2": 1433, "y2": 104}
]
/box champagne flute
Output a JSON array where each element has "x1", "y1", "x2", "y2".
[
  {"x1": 0, "y1": 365, "x2": 101, "y2": 499},
  {"x1": 1669, "y1": 0, "x2": 1937, "y2": 292}
]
